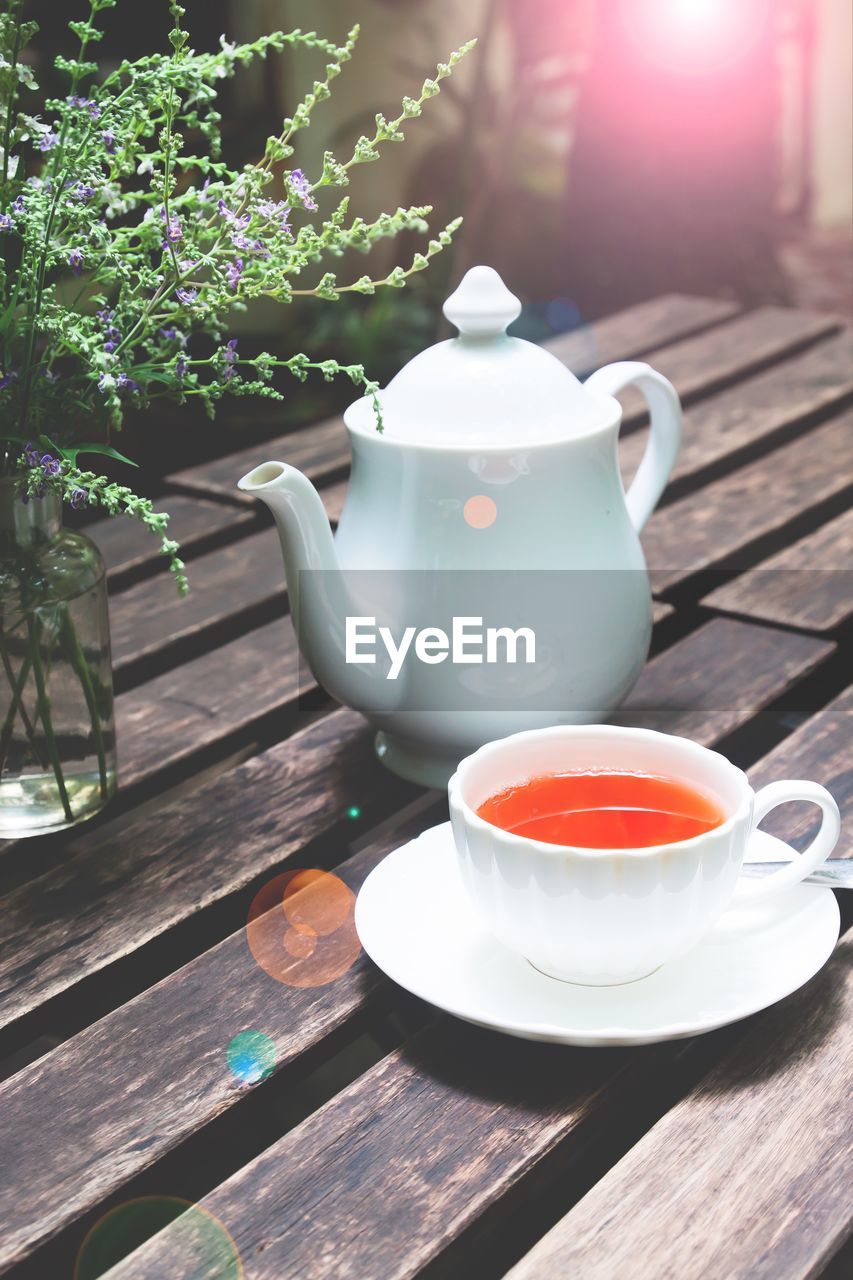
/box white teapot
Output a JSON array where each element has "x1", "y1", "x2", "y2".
[{"x1": 239, "y1": 267, "x2": 681, "y2": 785}]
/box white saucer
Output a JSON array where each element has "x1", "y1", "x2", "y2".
[{"x1": 355, "y1": 822, "x2": 840, "y2": 1046}]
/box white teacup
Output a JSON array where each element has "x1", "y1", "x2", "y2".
[{"x1": 448, "y1": 725, "x2": 840, "y2": 985}]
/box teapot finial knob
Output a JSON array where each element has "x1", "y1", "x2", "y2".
[{"x1": 443, "y1": 265, "x2": 521, "y2": 338}]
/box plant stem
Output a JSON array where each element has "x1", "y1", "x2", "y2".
[
  {"x1": 59, "y1": 605, "x2": 109, "y2": 801},
  {"x1": 27, "y1": 614, "x2": 74, "y2": 823},
  {"x1": 0, "y1": 642, "x2": 47, "y2": 774}
]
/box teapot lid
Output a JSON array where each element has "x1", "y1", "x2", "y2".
[{"x1": 343, "y1": 265, "x2": 613, "y2": 445}]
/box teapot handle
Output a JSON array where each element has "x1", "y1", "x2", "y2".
[{"x1": 584, "y1": 361, "x2": 682, "y2": 532}]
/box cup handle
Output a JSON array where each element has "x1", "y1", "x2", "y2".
[
  {"x1": 745, "y1": 780, "x2": 841, "y2": 900},
  {"x1": 583, "y1": 360, "x2": 682, "y2": 532}
]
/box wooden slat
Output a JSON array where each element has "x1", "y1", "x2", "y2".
[
  {"x1": 0, "y1": 709, "x2": 395, "y2": 1033},
  {"x1": 108, "y1": 481, "x2": 345, "y2": 676},
  {"x1": 643, "y1": 409, "x2": 853, "y2": 592},
  {"x1": 619, "y1": 328, "x2": 853, "y2": 488},
  {"x1": 546, "y1": 292, "x2": 740, "y2": 374},
  {"x1": 748, "y1": 683, "x2": 853, "y2": 851},
  {"x1": 90, "y1": 493, "x2": 255, "y2": 583},
  {"x1": 75, "y1": 686, "x2": 853, "y2": 1280},
  {"x1": 506, "y1": 938, "x2": 853, "y2": 1280},
  {"x1": 608, "y1": 306, "x2": 839, "y2": 426},
  {"x1": 616, "y1": 617, "x2": 832, "y2": 741},
  {"x1": 703, "y1": 508, "x2": 853, "y2": 631},
  {"x1": 114, "y1": 617, "x2": 301, "y2": 788},
  {"x1": 0, "y1": 798, "x2": 436, "y2": 1273},
  {"x1": 0, "y1": 623, "x2": 834, "y2": 1269},
  {"x1": 170, "y1": 411, "x2": 349, "y2": 505},
  {"x1": 0, "y1": 619, "x2": 829, "y2": 1033}
]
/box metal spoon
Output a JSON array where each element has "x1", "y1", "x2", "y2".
[{"x1": 740, "y1": 859, "x2": 853, "y2": 889}]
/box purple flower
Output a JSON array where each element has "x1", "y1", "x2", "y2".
[
  {"x1": 70, "y1": 487, "x2": 87, "y2": 510},
  {"x1": 69, "y1": 96, "x2": 100, "y2": 120},
  {"x1": 38, "y1": 130, "x2": 60, "y2": 152},
  {"x1": 257, "y1": 199, "x2": 292, "y2": 234},
  {"x1": 116, "y1": 372, "x2": 140, "y2": 393},
  {"x1": 97, "y1": 308, "x2": 121, "y2": 342},
  {"x1": 288, "y1": 169, "x2": 317, "y2": 212},
  {"x1": 159, "y1": 326, "x2": 187, "y2": 346},
  {"x1": 103, "y1": 340, "x2": 117, "y2": 354},
  {"x1": 218, "y1": 199, "x2": 250, "y2": 232},
  {"x1": 69, "y1": 248, "x2": 84, "y2": 276},
  {"x1": 102, "y1": 129, "x2": 117, "y2": 154},
  {"x1": 176, "y1": 287, "x2": 198, "y2": 305},
  {"x1": 222, "y1": 337, "x2": 238, "y2": 381},
  {"x1": 74, "y1": 183, "x2": 95, "y2": 203},
  {"x1": 23, "y1": 442, "x2": 40, "y2": 466},
  {"x1": 41, "y1": 453, "x2": 61, "y2": 478},
  {"x1": 175, "y1": 354, "x2": 188, "y2": 379},
  {"x1": 160, "y1": 207, "x2": 183, "y2": 245},
  {"x1": 12, "y1": 195, "x2": 25, "y2": 214},
  {"x1": 198, "y1": 178, "x2": 211, "y2": 203},
  {"x1": 226, "y1": 257, "x2": 244, "y2": 291},
  {"x1": 0, "y1": 369, "x2": 18, "y2": 390},
  {"x1": 0, "y1": 214, "x2": 13, "y2": 232}
]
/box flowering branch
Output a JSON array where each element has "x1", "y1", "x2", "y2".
[{"x1": 0, "y1": 2, "x2": 476, "y2": 588}]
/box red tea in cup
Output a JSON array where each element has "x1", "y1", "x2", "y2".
[{"x1": 476, "y1": 770, "x2": 726, "y2": 848}]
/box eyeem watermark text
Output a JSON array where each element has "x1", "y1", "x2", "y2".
[{"x1": 346, "y1": 616, "x2": 536, "y2": 680}]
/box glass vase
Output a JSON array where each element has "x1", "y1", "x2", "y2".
[{"x1": 0, "y1": 477, "x2": 116, "y2": 837}]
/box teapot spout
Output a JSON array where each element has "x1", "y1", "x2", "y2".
[
  {"x1": 238, "y1": 460, "x2": 339, "y2": 594},
  {"x1": 237, "y1": 461, "x2": 399, "y2": 718}
]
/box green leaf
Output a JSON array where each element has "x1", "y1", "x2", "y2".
[{"x1": 58, "y1": 443, "x2": 139, "y2": 468}]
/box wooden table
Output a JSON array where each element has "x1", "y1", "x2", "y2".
[{"x1": 1, "y1": 295, "x2": 851, "y2": 1279}]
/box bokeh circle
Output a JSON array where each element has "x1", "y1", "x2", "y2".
[
  {"x1": 226, "y1": 1030, "x2": 278, "y2": 1085},
  {"x1": 246, "y1": 869, "x2": 361, "y2": 987},
  {"x1": 74, "y1": 1197, "x2": 242, "y2": 1279}
]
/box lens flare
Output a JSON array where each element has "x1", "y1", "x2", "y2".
[
  {"x1": 227, "y1": 1030, "x2": 277, "y2": 1085},
  {"x1": 246, "y1": 869, "x2": 361, "y2": 987},
  {"x1": 74, "y1": 1198, "x2": 242, "y2": 1279},
  {"x1": 620, "y1": 0, "x2": 771, "y2": 75},
  {"x1": 463, "y1": 495, "x2": 498, "y2": 529}
]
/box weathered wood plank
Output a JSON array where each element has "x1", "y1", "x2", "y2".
[
  {"x1": 620, "y1": 328, "x2": 853, "y2": 488},
  {"x1": 108, "y1": 480, "x2": 345, "y2": 676},
  {"x1": 609, "y1": 305, "x2": 840, "y2": 427},
  {"x1": 643, "y1": 409, "x2": 853, "y2": 592},
  {"x1": 547, "y1": 292, "x2": 740, "y2": 375},
  {"x1": 90, "y1": 493, "x2": 255, "y2": 583},
  {"x1": 702, "y1": 508, "x2": 853, "y2": 631},
  {"x1": 0, "y1": 626, "x2": 835, "y2": 1270},
  {"x1": 748, "y1": 684, "x2": 853, "y2": 851},
  {"x1": 0, "y1": 708, "x2": 399, "y2": 1033},
  {"x1": 0, "y1": 620, "x2": 830, "y2": 1034},
  {"x1": 616, "y1": 617, "x2": 832, "y2": 742},
  {"x1": 68, "y1": 688, "x2": 852, "y2": 1280},
  {"x1": 166, "y1": 296, "x2": 755, "y2": 504},
  {"x1": 114, "y1": 617, "x2": 301, "y2": 789},
  {"x1": 507, "y1": 938, "x2": 853, "y2": 1280},
  {"x1": 0, "y1": 796, "x2": 438, "y2": 1273}
]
